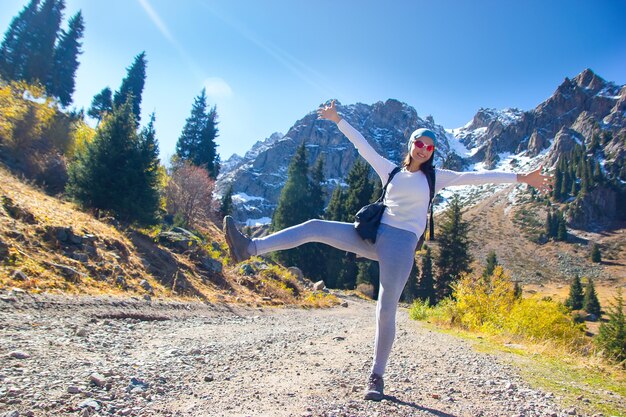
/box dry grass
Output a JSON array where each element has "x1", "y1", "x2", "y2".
[{"x1": 0, "y1": 165, "x2": 337, "y2": 308}]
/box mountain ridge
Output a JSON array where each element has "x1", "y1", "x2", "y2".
[{"x1": 217, "y1": 68, "x2": 625, "y2": 227}]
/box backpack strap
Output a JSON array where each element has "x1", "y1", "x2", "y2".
[{"x1": 378, "y1": 166, "x2": 401, "y2": 203}]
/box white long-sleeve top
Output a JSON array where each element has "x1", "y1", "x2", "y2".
[{"x1": 337, "y1": 119, "x2": 518, "y2": 238}]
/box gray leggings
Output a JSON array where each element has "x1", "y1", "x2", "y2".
[{"x1": 251, "y1": 219, "x2": 418, "y2": 376}]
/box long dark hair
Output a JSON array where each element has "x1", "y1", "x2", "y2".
[{"x1": 402, "y1": 152, "x2": 436, "y2": 246}]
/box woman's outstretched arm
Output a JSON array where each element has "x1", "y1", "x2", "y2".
[
  {"x1": 436, "y1": 166, "x2": 553, "y2": 194},
  {"x1": 318, "y1": 100, "x2": 395, "y2": 181}
]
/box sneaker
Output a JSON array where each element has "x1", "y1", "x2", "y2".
[
  {"x1": 223, "y1": 216, "x2": 252, "y2": 263},
  {"x1": 363, "y1": 372, "x2": 384, "y2": 401}
]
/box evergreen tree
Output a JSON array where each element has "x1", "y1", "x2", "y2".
[
  {"x1": 220, "y1": 185, "x2": 234, "y2": 217},
  {"x1": 270, "y1": 143, "x2": 322, "y2": 272},
  {"x1": 88, "y1": 87, "x2": 113, "y2": 122},
  {"x1": 545, "y1": 210, "x2": 553, "y2": 239},
  {"x1": 343, "y1": 161, "x2": 375, "y2": 217},
  {"x1": 321, "y1": 186, "x2": 346, "y2": 289},
  {"x1": 0, "y1": 0, "x2": 41, "y2": 81},
  {"x1": 552, "y1": 166, "x2": 563, "y2": 200},
  {"x1": 175, "y1": 89, "x2": 220, "y2": 178},
  {"x1": 402, "y1": 258, "x2": 420, "y2": 303},
  {"x1": 114, "y1": 51, "x2": 146, "y2": 124},
  {"x1": 591, "y1": 243, "x2": 602, "y2": 263},
  {"x1": 356, "y1": 260, "x2": 380, "y2": 297},
  {"x1": 596, "y1": 289, "x2": 626, "y2": 363},
  {"x1": 297, "y1": 155, "x2": 327, "y2": 282},
  {"x1": 513, "y1": 281, "x2": 523, "y2": 299},
  {"x1": 67, "y1": 100, "x2": 159, "y2": 225},
  {"x1": 308, "y1": 157, "x2": 325, "y2": 219},
  {"x1": 417, "y1": 245, "x2": 435, "y2": 305},
  {"x1": 435, "y1": 195, "x2": 472, "y2": 301},
  {"x1": 557, "y1": 211, "x2": 567, "y2": 241},
  {"x1": 564, "y1": 275, "x2": 584, "y2": 311},
  {"x1": 23, "y1": 0, "x2": 64, "y2": 85},
  {"x1": 47, "y1": 10, "x2": 84, "y2": 106},
  {"x1": 134, "y1": 112, "x2": 161, "y2": 224},
  {"x1": 325, "y1": 186, "x2": 346, "y2": 221},
  {"x1": 583, "y1": 278, "x2": 601, "y2": 318},
  {"x1": 482, "y1": 250, "x2": 499, "y2": 282},
  {"x1": 337, "y1": 161, "x2": 376, "y2": 289}
]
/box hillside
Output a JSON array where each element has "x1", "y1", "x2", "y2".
[
  {"x1": 448, "y1": 183, "x2": 626, "y2": 305},
  {"x1": 0, "y1": 165, "x2": 339, "y2": 308}
]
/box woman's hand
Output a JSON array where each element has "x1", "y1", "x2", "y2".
[
  {"x1": 518, "y1": 166, "x2": 553, "y2": 193},
  {"x1": 317, "y1": 100, "x2": 341, "y2": 123}
]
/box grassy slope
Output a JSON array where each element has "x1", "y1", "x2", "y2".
[{"x1": 0, "y1": 165, "x2": 338, "y2": 308}]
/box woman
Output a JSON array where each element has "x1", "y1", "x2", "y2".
[{"x1": 223, "y1": 100, "x2": 551, "y2": 401}]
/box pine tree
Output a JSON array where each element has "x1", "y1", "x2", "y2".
[
  {"x1": 564, "y1": 275, "x2": 584, "y2": 311},
  {"x1": 23, "y1": 0, "x2": 64, "y2": 85},
  {"x1": 482, "y1": 250, "x2": 499, "y2": 282},
  {"x1": 67, "y1": 100, "x2": 159, "y2": 225},
  {"x1": 47, "y1": 10, "x2": 84, "y2": 106},
  {"x1": 552, "y1": 165, "x2": 563, "y2": 200},
  {"x1": 435, "y1": 195, "x2": 472, "y2": 301},
  {"x1": 88, "y1": 87, "x2": 113, "y2": 122},
  {"x1": 297, "y1": 155, "x2": 327, "y2": 282},
  {"x1": 591, "y1": 243, "x2": 602, "y2": 263},
  {"x1": 114, "y1": 52, "x2": 146, "y2": 124},
  {"x1": 337, "y1": 161, "x2": 376, "y2": 289},
  {"x1": 557, "y1": 211, "x2": 567, "y2": 241},
  {"x1": 0, "y1": 0, "x2": 41, "y2": 80},
  {"x1": 545, "y1": 210, "x2": 553, "y2": 239},
  {"x1": 325, "y1": 186, "x2": 346, "y2": 221},
  {"x1": 175, "y1": 89, "x2": 220, "y2": 178},
  {"x1": 321, "y1": 185, "x2": 347, "y2": 289},
  {"x1": 343, "y1": 161, "x2": 375, "y2": 217},
  {"x1": 417, "y1": 245, "x2": 435, "y2": 305},
  {"x1": 583, "y1": 278, "x2": 601, "y2": 319},
  {"x1": 596, "y1": 289, "x2": 626, "y2": 363},
  {"x1": 270, "y1": 143, "x2": 323, "y2": 272},
  {"x1": 402, "y1": 259, "x2": 420, "y2": 303},
  {"x1": 220, "y1": 185, "x2": 234, "y2": 217}
]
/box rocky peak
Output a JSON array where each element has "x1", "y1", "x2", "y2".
[
  {"x1": 216, "y1": 100, "x2": 454, "y2": 221},
  {"x1": 573, "y1": 68, "x2": 606, "y2": 94}
]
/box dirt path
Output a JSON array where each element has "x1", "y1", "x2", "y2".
[{"x1": 1, "y1": 290, "x2": 579, "y2": 417}]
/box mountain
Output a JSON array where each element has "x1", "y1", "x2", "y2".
[
  {"x1": 216, "y1": 99, "x2": 456, "y2": 223},
  {"x1": 218, "y1": 69, "x2": 625, "y2": 228}
]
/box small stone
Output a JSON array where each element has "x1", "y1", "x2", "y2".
[
  {"x1": 78, "y1": 399, "x2": 100, "y2": 411},
  {"x1": 565, "y1": 408, "x2": 578, "y2": 416},
  {"x1": 341, "y1": 301, "x2": 348, "y2": 308},
  {"x1": 313, "y1": 280, "x2": 325, "y2": 291},
  {"x1": 9, "y1": 351, "x2": 30, "y2": 359},
  {"x1": 119, "y1": 409, "x2": 132, "y2": 416},
  {"x1": 204, "y1": 375, "x2": 214, "y2": 382},
  {"x1": 89, "y1": 373, "x2": 106, "y2": 387},
  {"x1": 139, "y1": 280, "x2": 153, "y2": 292},
  {"x1": 67, "y1": 386, "x2": 82, "y2": 394},
  {"x1": 431, "y1": 393, "x2": 441, "y2": 399},
  {"x1": 4, "y1": 411, "x2": 19, "y2": 417},
  {"x1": 11, "y1": 270, "x2": 27, "y2": 281}
]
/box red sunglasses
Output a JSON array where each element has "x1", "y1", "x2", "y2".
[{"x1": 413, "y1": 139, "x2": 435, "y2": 152}]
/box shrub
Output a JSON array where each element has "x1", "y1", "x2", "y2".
[
  {"x1": 414, "y1": 266, "x2": 587, "y2": 349},
  {"x1": 356, "y1": 283, "x2": 374, "y2": 299},
  {"x1": 165, "y1": 161, "x2": 215, "y2": 228},
  {"x1": 596, "y1": 289, "x2": 626, "y2": 365}
]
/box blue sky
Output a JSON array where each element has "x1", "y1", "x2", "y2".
[{"x1": 1, "y1": 0, "x2": 625, "y2": 165}]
